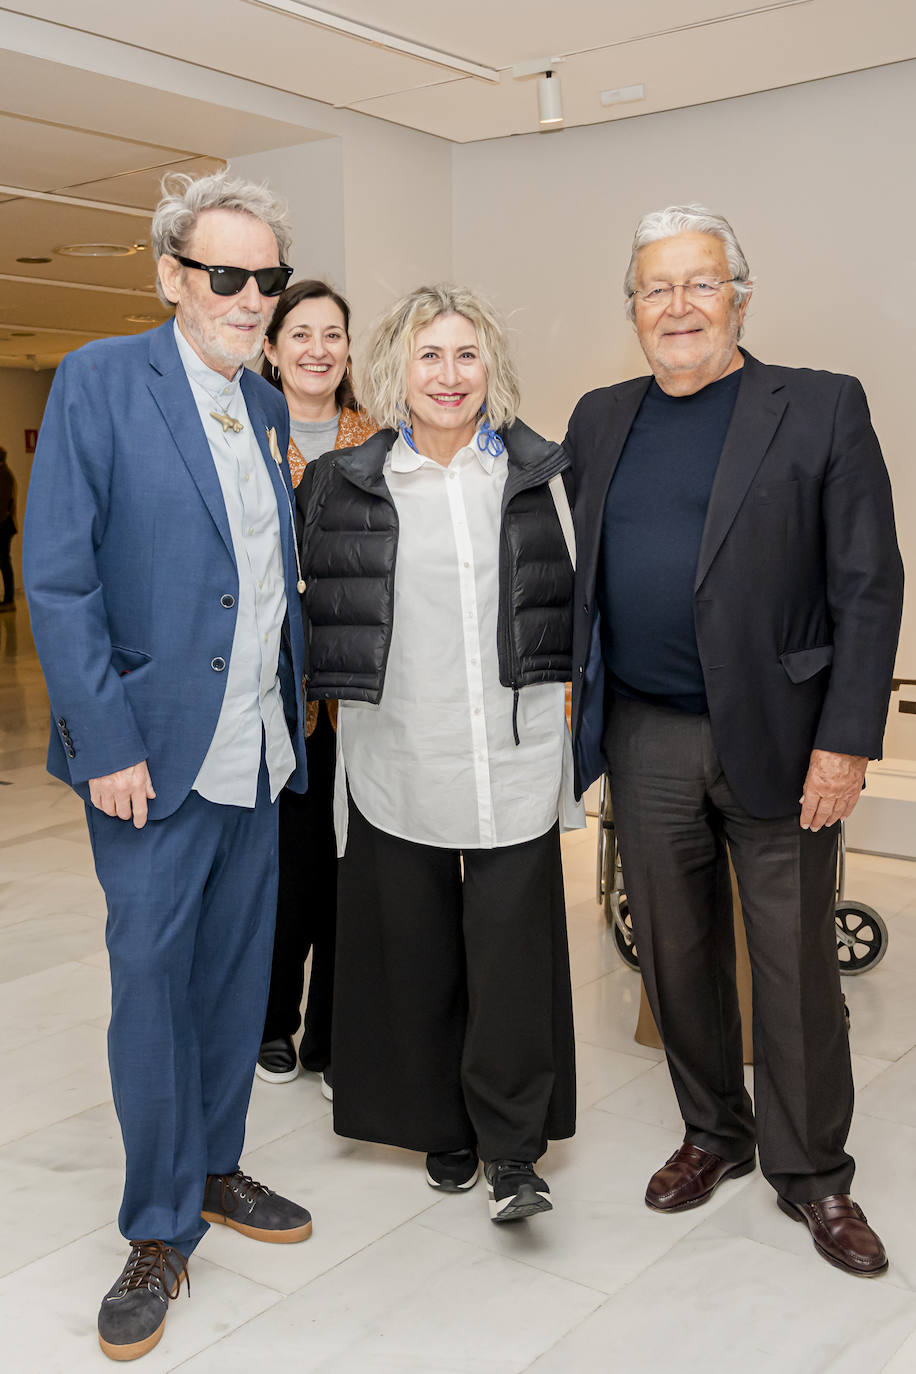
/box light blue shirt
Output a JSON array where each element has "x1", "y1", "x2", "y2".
[{"x1": 174, "y1": 322, "x2": 295, "y2": 806}]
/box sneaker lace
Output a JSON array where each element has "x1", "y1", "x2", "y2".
[
  {"x1": 490, "y1": 1160, "x2": 534, "y2": 1180},
  {"x1": 118, "y1": 1240, "x2": 188, "y2": 1300},
  {"x1": 216, "y1": 1169, "x2": 273, "y2": 1214}
]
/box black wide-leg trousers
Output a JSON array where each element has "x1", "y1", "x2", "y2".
[
  {"x1": 605, "y1": 695, "x2": 854, "y2": 1204},
  {"x1": 332, "y1": 798, "x2": 576, "y2": 1161},
  {"x1": 262, "y1": 703, "x2": 337, "y2": 1068}
]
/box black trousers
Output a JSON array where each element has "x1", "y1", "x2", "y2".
[
  {"x1": 332, "y1": 798, "x2": 576, "y2": 1161},
  {"x1": 0, "y1": 519, "x2": 14, "y2": 603},
  {"x1": 605, "y1": 695, "x2": 854, "y2": 1203},
  {"x1": 262, "y1": 702, "x2": 337, "y2": 1068}
]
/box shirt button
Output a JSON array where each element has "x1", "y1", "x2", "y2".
[
  {"x1": 474, "y1": 707, "x2": 481, "y2": 715},
  {"x1": 463, "y1": 561, "x2": 470, "y2": 568},
  {"x1": 248, "y1": 526, "x2": 254, "y2": 535},
  {"x1": 258, "y1": 580, "x2": 263, "y2": 589},
  {"x1": 211, "y1": 657, "x2": 226, "y2": 672},
  {"x1": 220, "y1": 594, "x2": 235, "y2": 608},
  {"x1": 244, "y1": 474, "x2": 251, "y2": 482}
]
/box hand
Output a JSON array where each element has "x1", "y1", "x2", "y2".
[
  {"x1": 89, "y1": 761, "x2": 156, "y2": 829},
  {"x1": 799, "y1": 749, "x2": 867, "y2": 831}
]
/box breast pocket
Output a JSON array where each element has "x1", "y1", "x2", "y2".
[{"x1": 755, "y1": 478, "x2": 800, "y2": 504}]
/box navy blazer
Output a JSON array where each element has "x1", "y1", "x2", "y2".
[
  {"x1": 24, "y1": 320, "x2": 308, "y2": 818},
  {"x1": 566, "y1": 351, "x2": 904, "y2": 818}
]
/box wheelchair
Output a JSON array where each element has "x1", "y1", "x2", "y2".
[{"x1": 595, "y1": 773, "x2": 889, "y2": 976}]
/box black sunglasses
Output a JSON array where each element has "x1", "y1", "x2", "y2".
[{"x1": 174, "y1": 255, "x2": 293, "y2": 298}]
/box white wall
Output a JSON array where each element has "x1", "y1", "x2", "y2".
[
  {"x1": 0, "y1": 369, "x2": 53, "y2": 598},
  {"x1": 232, "y1": 118, "x2": 452, "y2": 354},
  {"x1": 231, "y1": 138, "x2": 347, "y2": 291},
  {"x1": 453, "y1": 60, "x2": 916, "y2": 688}
]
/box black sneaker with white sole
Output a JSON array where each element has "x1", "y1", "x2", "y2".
[
  {"x1": 255, "y1": 1036, "x2": 299, "y2": 1084},
  {"x1": 97, "y1": 1240, "x2": 188, "y2": 1362},
  {"x1": 426, "y1": 1148, "x2": 480, "y2": 1191},
  {"x1": 484, "y1": 1160, "x2": 552, "y2": 1222}
]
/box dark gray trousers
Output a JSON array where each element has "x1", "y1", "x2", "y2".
[{"x1": 605, "y1": 695, "x2": 854, "y2": 1203}]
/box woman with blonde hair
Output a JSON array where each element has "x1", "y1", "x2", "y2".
[{"x1": 297, "y1": 284, "x2": 581, "y2": 1221}]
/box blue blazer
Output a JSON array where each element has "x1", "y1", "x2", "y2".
[{"x1": 24, "y1": 320, "x2": 308, "y2": 818}]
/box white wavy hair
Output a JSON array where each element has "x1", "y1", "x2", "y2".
[
  {"x1": 151, "y1": 170, "x2": 292, "y2": 307},
  {"x1": 624, "y1": 204, "x2": 754, "y2": 337}
]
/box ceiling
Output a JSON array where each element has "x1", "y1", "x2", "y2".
[{"x1": 1, "y1": 0, "x2": 914, "y2": 367}]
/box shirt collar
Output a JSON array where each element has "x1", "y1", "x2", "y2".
[
  {"x1": 173, "y1": 319, "x2": 243, "y2": 400},
  {"x1": 389, "y1": 427, "x2": 498, "y2": 475}
]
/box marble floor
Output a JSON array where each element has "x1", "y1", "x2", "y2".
[{"x1": 2, "y1": 604, "x2": 916, "y2": 1373}]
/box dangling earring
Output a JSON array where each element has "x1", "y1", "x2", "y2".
[
  {"x1": 477, "y1": 404, "x2": 505, "y2": 457},
  {"x1": 271, "y1": 364, "x2": 280, "y2": 382},
  {"x1": 399, "y1": 420, "x2": 419, "y2": 453}
]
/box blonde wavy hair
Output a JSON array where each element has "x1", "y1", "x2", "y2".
[{"x1": 357, "y1": 284, "x2": 521, "y2": 432}]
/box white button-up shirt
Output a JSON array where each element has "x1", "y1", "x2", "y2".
[
  {"x1": 174, "y1": 324, "x2": 295, "y2": 806},
  {"x1": 335, "y1": 431, "x2": 582, "y2": 851}
]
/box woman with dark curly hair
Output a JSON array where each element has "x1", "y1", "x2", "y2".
[{"x1": 255, "y1": 280, "x2": 376, "y2": 1096}]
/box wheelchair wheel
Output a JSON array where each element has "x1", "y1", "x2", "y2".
[
  {"x1": 835, "y1": 902, "x2": 889, "y2": 975},
  {"x1": 610, "y1": 893, "x2": 640, "y2": 971}
]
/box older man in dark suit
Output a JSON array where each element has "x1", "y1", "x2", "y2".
[{"x1": 567, "y1": 204, "x2": 903, "y2": 1277}]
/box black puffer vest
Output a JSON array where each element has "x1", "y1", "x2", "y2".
[{"x1": 296, "y1": 422, "x2": 573, "y2": 714}]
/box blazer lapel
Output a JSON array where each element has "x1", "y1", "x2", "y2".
[
  {"x1": 242, "y1": 372, "x2": 296, "y2": 593},
  {"x1": 146, "y1": 324, "x2": 234, "y2": 558},
  {"x1": 694, "y1": 353, "x2": 787, "y2": 591}
]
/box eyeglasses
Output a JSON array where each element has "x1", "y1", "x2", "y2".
[
  {"x1": 174, "y1": 255, "x2": 293, "y2": 298},
  {"x1": 631, "y1": 278, "x2": 739, "y2": 307}
]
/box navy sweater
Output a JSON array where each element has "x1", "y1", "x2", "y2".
[{"x1": 598, "y1": 368, "x2": 741, "y2": 713}]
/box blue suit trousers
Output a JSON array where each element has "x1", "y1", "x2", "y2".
[{"x1": 86, "y1": 765, "x2": 278, "y2": 1256}]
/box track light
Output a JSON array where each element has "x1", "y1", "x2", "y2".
[
  {"x1": 512, "y1": 57, "x2": 565, "y2": 131},
  {"x1": 537, "y1": 71, "x2": 563, "y2": 127}
]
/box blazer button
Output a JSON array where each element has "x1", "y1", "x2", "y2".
[
  {"x1": 220, "y1": 594, "x2": 236, "y2": 608},
  {"x1": 211, "y1": 657, "x2": 226, "y2": 672},
  {"x1": 57, "y1": 717, "x2": 67, "y2": 729},
  {"x1": 67, "y1": 748, "x2": 76, "y2": 758}
]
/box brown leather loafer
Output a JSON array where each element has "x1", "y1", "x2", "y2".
[
  {"x1": 778, "y1": 1194, "x2": 888, "y2": 1277},
  {"x1": 645, "y1": 1142, "x2": 755, "y2": 1212}
]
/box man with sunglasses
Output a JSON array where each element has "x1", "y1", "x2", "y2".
[
  {"x1": 24, "y1": 171, "x2": 312, "y2": 1361},
  {"x1": 567, "y1": 205, "x2": 903, "y2": 1277}
]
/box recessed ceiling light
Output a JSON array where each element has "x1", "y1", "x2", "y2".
[
  {"x1": 125, "y1": 314, "x2": 158, "y2": 324},
  {"x1": 56, "y1": 243, "x2": 137, "y2": 258},
  {"x1": 16, "y1": 255, "x2": 52, "y2": 264}
]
